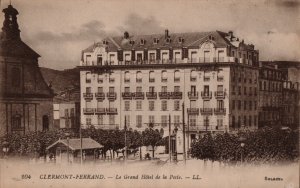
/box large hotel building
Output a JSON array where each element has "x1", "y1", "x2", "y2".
[{"x1": 78, "y1": 30, "x2": 263, "y2": 150}]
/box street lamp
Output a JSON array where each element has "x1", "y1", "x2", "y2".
[
  {"x1": 2, "y1": 141, "x2": 9, "y2": 158},
  {"x1": 238, "y1": 136, "x2": 246, "y2": 165},
  {"x1": 172, "y1": 126, "x2": 178, "y2": 162},
  {"x1": 65, "y1": 133, "x2": 70, "y2": 164}
]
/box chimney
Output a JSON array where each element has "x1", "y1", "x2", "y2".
[
  {"x1": 165, "y1": 29, "x2": 169, "y2": 39},
  {"x1": 228, "y1": 31, "x2": 233, "y2": 38},
  {"x1": 124, "y1": 31, "x2": 129, "y2": 39}
]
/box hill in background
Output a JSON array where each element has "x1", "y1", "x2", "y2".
[{"x1": 40, "y1": 67, "x2": 80, "y2": 94}]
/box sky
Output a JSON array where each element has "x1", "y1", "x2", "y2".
[{"x1": 0, "y1": 0, "x2": 299, "y2": 70}]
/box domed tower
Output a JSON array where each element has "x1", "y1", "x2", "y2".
[
  {"x1": 2, "y1": 4, "x2": 20, "y2": 40},
  {"x1": 0, "y1": 5, "x2": 54, "y2": 136}
]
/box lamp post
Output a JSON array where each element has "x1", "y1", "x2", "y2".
[
  {"x1": 65, "y1": 133, "x2": 70, "y2": 164},
  {"x1": 2, "y1": 141, "x2": 9, "y2": 158},
  {"x1": 173, "y1": 126, "x2": 178, "y2": 162},
  {"x1": 238, "y1": 136, "x2": 246, "y2": 165}
]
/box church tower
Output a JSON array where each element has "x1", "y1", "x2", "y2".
[
  {"x1": 2, "y1": 4, "x2": 20, "y2": 40},
  {"x1": 0, "y1": 4, "x2": 55, "y2": 136}
]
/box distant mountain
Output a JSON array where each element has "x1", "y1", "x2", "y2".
[{"x1": 40, "y1": 67, "x2": 80, "y2": 94}]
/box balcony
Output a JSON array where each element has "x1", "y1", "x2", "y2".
[
  {"x1": 214, "y1": 91, "x2": 225, "y2": 99},
  {"x1": 122, "y1": 92, "x2": 133, "y2": 100},
  {"x1": 107, "y1": 92, "x2": 117, "y2": 100},
  {"x1": 217, "y1": 76, "x2": 224, "y2": 81},
  {"x1": 95, "y1": 108, "x2": 106, "y2": 114},
  {"x1": 201, "y1": 91, "x2": 212, "y2": 99},
  {"x1": 83, "y1": 93, "x2": 93, "y2": 100},
  {"x1": 159, "y1": 92, "x2": 170, "y2": 99},
  {"x1": 132, "y1": 92, "x2": 145, "y2": 100},
  {"x1": 106, "y1": 108, "x2": 118, "y2": 115},
  {"x1": 83, "y1": 108, "x2": 94, "y2": 115},
  {"x1": 188, "y1": 92, "x2": 199, "y2": 100},
  {"x1": 161, "y1": 78, "x2": 168, "y2": 82},
  {"x1": 200, "y1": 108, "x2": 213, "y2": 115},
  {"x1": 95, "y1": 92, "x2": 105, "y2": 100},
  {"x1": 187, "y1": 108, "x2": 199, "y2": 115},
  {"x1": 190, "y1": 77, "x2": 197, "y2": 82},
  {"x1": 174, "y1": 78, "x2": 180, "y2": 82},
  {"x1": 170, "y1": 92, "x2": 182, "y2": 99},
  {"x1": 146, "y1": 92, "x2": 157, "y2": 99},
  {"x1": 214, "y1": 108, "x2": 226, "y2": 115},
  {"x1": 203, "y1": 76, "x2": 210, "y2": 81}
]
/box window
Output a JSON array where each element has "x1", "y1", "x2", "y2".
[
  {"x1": 98, "y1": 74, "x2": 103, "y2": 83},
  {"x1": 109, "y1": 115, "x2": 115, "y2": 125},
  {"x1": 161, "y1": 100, "x2": 168, "y2": 111},
  {"x1": 124, "y1": 71, "x2": 130, "y2": 82},
  {"x1": 149, "y1": 101, "x2": 155, "y2": 111},
  {"x1": 249, "y1": 101, "x2": 252, "y2": 110},
  {"x1": 64, "y1": 109, "x2": 69, "y2": 117},
  {"x1": 136, "y1": 101, "x2": 142, "y2": 110},
  {"x1": 86, "y1": 72, "x2": 91, "y2": 83},
  {"x1": 244, "y1": 116, "x2": 247, "y2": 127},
  {"x1": 232, "y1": 116, "x2": 236, "y2": 128},
  {"x1": 174, "y1": 115, "x2": 180, "y2": 127},
  {"x1": 204, "y1": 85, "x2": 209, "y2": 95},
  {"x1": 238, "y1": 116, "x2": 241, "y2": 128},
  {"x1": 109, "y1": 74, "x2": 115, "y2": 83},
  {"x1": 12, "y1": 114, "x2": 22, "y2": 129},
  {"x1": 161, "y1": 86, "x2": 167, "y2": 92},
  {"x1": 125, "y1": 115, "x2": 130, "y2": 127},
  {"x1": 136, "y1": 115, "x2": 142, "y2": 128},
  {"x1": 244, "y1": 87, "x2": 247, "y2": 95},
  {"x1": 136, "y1": 71, "x2": 142, "y2": 82},
  {"x1": 189, "y1": 115, "x2": 196, "y2": 127},
  {"x1": 174, "y1": 100, "x2": 180, "y2": 111},
  {"x1": 238, "y1": 86, "x2": 241, "y2": 95},
  {"x1": 161, "y1": 115, "x2": 168, "y2": 127},
  {"x1": 125, "y1": 101, "x2": 130, "y2": 111},
  {"x1": 109, "y1": 87, "x2": 115, "y2": 93},
  {"x1": 254, "y1": 101, "x2": 257, "y2": 110},
  {"x1": 97, "y1": 55, "x2": 102, "y2": 65},
  {"x1": 136, "y1": 86, "x2": 142, "y2": 92},
  {"x1": 98, "y1": 115, "x2": 103, "y2": 125},
  {"x1": 124, "y1": 87, "x2": 130, "y2": 93},
  {"x1": 217, "y1": 100, "x2": 224, "y2": 109},
  {"x1": 70, "y1": 108, "x2": 75, "y2": 117},
  {"x1": 174, "y1": 70, "x2": 180, "y2": 82},
  {"x1": 232, "y1": 85, "x2": 236, "y2": 95},
  {"x1": 174, "y1": 86, "x2": 180, "y2": 92},
  {"x1": 98, "y1": 87, "x2": 103, "y2": 93},
  {"x1": 238, "y1": 100, "x2": 241, "y2": 110},
  {"x1": 244, "y1": 101, "x2": 247, "y2": 110},
  {"x1": 11, "y1": 67, "x2": 21, "y2": 87},
  {"x1": 232, "y1": 100, "x2": 235, "y2": 110},
  {"x1": 86, "y1": 87, "x2": 91, "y2": 93},
  {"x1": 161, "y1": 70, "x2": 167, "y2": 82},
  {"x1": 217, "y1": 118, "x2": 223, "y2": 129},
  {"x1": 86, "y1": 117, "x2": 91, "y2": 125},
  {"x1": 149, "y1": 86, "x2": 155, "y2": 93},
  {"x1": 254, "y1": 115, "x2": 257, "y2": 126},
  {"x1": 149, "y1": 115, "x2": 155, "y2": 124},
  {"x1": 149, "y1": 71, "x2": 155, "y2": 82},
  {"x1": 190, "y1": 70, "x2": 197, "y2": 81},
  {"x1": 249, "y1": 116, "x2": 252, "y2": 127}
]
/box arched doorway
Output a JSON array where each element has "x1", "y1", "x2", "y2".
[{"x1": 42, "y1": 115, "x2": 49, "y2": 131}]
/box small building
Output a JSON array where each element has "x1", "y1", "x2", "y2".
[{"x1": 46, "y1": 138, "x2": 103, "y2": 163}]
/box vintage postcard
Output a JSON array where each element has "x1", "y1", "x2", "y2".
[{"x1": 0, "y1": 0, "x2": 299, "y2": 188}]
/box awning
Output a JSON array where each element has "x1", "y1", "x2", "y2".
[{"x1": 46, "y1": 138, "x2": 103, "y2": 151}]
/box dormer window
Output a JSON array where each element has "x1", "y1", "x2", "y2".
[
  {"x1": 102, "y1": 40, "x2": 108, "y2": 45},
  {"x1": 166, "y1": 38, "x2": 171, "y2": 43},
  {"x1": 140, "y1": 39, "x2": 146, "y2": 45},
  {"x1": 178, "y1": 37, "x2": 184, "y2": 43},
  {"x1": 153, "y1": 38, "x2": 159, "y2": 44},
  {"x1": 129, "y1": 40, "x2": 135, "y2": 45},
  {"x1": 208, "y1": 35, "x2": 215, "y2": 41}
]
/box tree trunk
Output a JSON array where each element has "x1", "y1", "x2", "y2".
[
  {"x1": 139, "y1": 147, "x2": 142, "y2": 160},
  {"x1": 152, "y1": 145, "x2": 155, "y2": 158}
]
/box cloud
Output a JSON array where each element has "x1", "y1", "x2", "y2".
[
  {"x1": 32, "y1": 20, "x2": 106, "y2": 43},
  {"x1": 118, "y1": 13, "x2": 165, "y2": 35}
]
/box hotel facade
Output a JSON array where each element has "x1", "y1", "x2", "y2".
[{"x1": 78, "y1": 30, "x2": 261, "y2": 150}]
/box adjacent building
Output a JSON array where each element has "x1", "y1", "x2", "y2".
[
  {"x1": 78, "y1": 30, "x2": 260, "y2": 151},
  {"x1": 0, "y1": 5, "x2": 54, "y2": 136}
]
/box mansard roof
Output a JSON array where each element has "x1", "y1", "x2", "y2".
[{"x1": 83, "y1": 30, "x2": 255, "y2": 53}]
